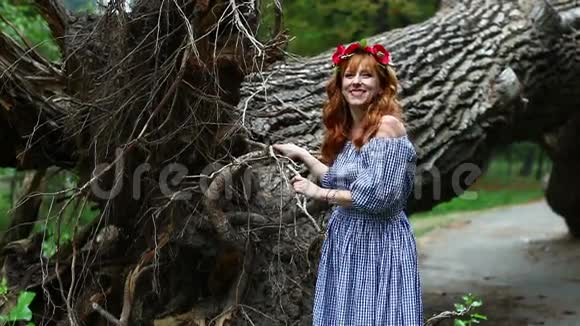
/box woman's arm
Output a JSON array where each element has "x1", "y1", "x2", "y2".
[
  {"x1": 272, "y1": 143, "x2": 329, "y2": 180},
  {"x1": 314, "y1": 188, "x2": 353, "y2": 207},
  {"x1": 300, "y1": 150, "x2": 329, "y2": 181},
  {"x1": 290, "y1": 175, "x2": 353, "y2": 206}
]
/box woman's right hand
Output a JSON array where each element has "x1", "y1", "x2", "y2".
[{"x1": 272, "y1": 143, "x2": 307, "y2": 161}]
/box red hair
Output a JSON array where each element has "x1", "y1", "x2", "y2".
[{"x1": 320, "y1": 53, "x2": 404, "y2": 164}]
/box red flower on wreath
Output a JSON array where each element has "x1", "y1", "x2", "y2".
[
  {"x1": 331, "y1": 44, "x2": 346, "y2": 65},
  {"x1": 368, "y1": 44, "x2": 391, "y2": 65},
  {"x1": 331, "y1": 40, "x2": 391, "y2": 67}
]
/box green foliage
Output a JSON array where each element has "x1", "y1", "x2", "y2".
[
  {"x1": 0, "y1": 1, "x2": 60, "y2": 61},
  {"x1": 0, "y1": 168, "x2": 15, "y2": 231},
  {"x1": 39, "y1": 199, "x2": 98, "y2": 258},
  {"x1": 35, "y1": 172, "x2": 100, "y2": 258},
  {"x1": 0, "y1": 195, "x2": 10, "y2": 231},
  {"x1": 39, "y1": 218, "x2": 75, "y2": 258},
  {"x1": 386, "y1": 0, "x2": 437, "y2": 27},
  {"x1": 0, "y1": 277, "x2": 8, "y2": 296},
  {"x1": 260, "y1": 0, "x2": 438, "y2": 56},
  {"x1": 454, "y1": 293, "x2": 487, "y2": 325},
  {"x1": 0, "y1": 169, "x2": 15, "y2": 177},
  {"x1": 484, "y1": 143, "x2": 550, "y2": 182},
  {"x1": 7, "y1": 291, "x2": 35, "y2": 322},
  {"x1": 0, "y1": 168, "x2": 99, "y2": 257},
  {"x1": 0, "y1": 290, "x2": 36, "y2": 325}
]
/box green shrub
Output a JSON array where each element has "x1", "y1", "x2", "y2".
[{"x1": 0, "y1": 2, "x2": 60, "y2": 61}]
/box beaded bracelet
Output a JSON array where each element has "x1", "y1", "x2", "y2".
[{"x1": 325, "y1": 189, "x2": 337, "y2": 204}]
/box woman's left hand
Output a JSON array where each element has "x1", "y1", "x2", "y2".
[{"x1": 290, "y1": 175, "x2": 322, "y2": 199}]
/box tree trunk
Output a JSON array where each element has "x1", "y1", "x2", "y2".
[
  {"x1": 506, "y1": 148, "x2": 513, "y2": 176},
  {"x1": 374, "y1": 0, "x2": 389, "y2": 32},
  {"x1": 535, "y1": 148, "x2": 545, "y2": 181},
  {"x1": 519, "y1": 147, "x2": 535, "y2": 177},
  {"x1": 1, "y1": 0, "x2": 580, "y2": 325},
  {"x1": 544, "y1": 113, "x2": 580, "y2": 238}
]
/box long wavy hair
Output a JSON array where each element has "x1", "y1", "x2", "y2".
[{"x1": 320, "y1": 52, "x2": 404, "y2": 164}]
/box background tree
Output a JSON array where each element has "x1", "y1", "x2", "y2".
[{"x1": 262, "y1": 0, "x2": 438, "y2": 55}]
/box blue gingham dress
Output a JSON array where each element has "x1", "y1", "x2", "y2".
[{"x1": 313, "y1": 135, "x2": 423, "y2": 325}]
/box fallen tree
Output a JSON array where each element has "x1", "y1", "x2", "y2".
[
  {"x1": 0, "y1": 0, "x2": 579, "y2": 325},
  {"x1": 240, "y1": 0, "x2": 580, "y2": 233}
]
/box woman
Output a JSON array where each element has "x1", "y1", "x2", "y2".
[{"x1": 273, "y1": 40, "x2": 423, "y2": 325}]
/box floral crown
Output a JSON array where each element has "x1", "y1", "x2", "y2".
[{"x1": 331, "y1": 39, "x2": 391, "y2": 70}]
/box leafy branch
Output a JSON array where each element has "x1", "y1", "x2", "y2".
[
  {"x1": 0, "y1": 279, "x2": 36, "y2": 326},
  {"x1": 424, "y1": 293, "x2": 487, "y2": 326}
]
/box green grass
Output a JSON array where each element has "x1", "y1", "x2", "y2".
[
  {"x1": 410, "y1": 155, "x2": 548, "y2": 236},
  {"x1": 413, "y1": 154, "x2": 547, "y2": 218},
  {"x1": 412, "y1": 188, "x2": 544, "y2": 219}
]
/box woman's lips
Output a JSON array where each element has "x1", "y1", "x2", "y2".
[{"x1": 349, "y1": 89, "x2": 366, "y2": 96}]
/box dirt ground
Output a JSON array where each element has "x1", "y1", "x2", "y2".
[{"x1": 418, "y1": 200, "x2": 580, "y2": 326}]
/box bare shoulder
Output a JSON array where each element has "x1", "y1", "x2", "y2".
[{"x1": 376, "y1": 115, "x2": 406, "y2": 138}]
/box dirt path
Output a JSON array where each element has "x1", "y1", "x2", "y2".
[{"x1": 418, "y1": 200, "x2": 580, "y2": 325}]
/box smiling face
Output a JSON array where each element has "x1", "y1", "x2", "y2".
[{"x1": 341, "y1": 54, "x2": 381, "y2": 110}]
